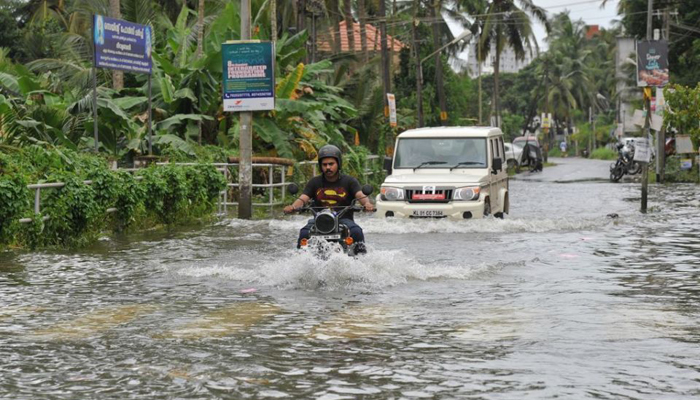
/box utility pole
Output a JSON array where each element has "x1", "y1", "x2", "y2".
[
  {"x1": 358, "y1": 0, "x2": 368, "y2": 63},
  {"x1": 641, "y1": 0, "x2": 653, "y2": 214},
  {"x1": 656, "y1": 7, "x2": 669, "y2": 183},
  {"x1": 478, "y1": 37, "x2": 482, "y2": 125},
  {"x1": 271, "y1": 0, "x2": 276, "y2": 41},
  {"x1": 543, "y1": 60, "x2": 550, "y2": 162},
  {"x1": 297, "y1": 0, "x2": 307, "y2": 64},
  {"x1": 379, "y1": 0, "x2": 391, "y2": 123},
  {"x1": 238, "y1": 0, "x2": 253, "y2": 219},
  {"x1": 109, "y1": 0, "x2": 123, "y2": 91},
  {"x1": 412, "y1": 10, "x2": 423, "y2": 127},
  {"x1": 311, "y1": 11, "x2": 316, "y2": 63},
  {"x1": 430, "y1": 2, "x2": 447, "y2": 126}
]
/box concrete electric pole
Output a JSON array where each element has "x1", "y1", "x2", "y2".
[{"x1": 238, "y1": 0, "x2": 253, "y2": 219}]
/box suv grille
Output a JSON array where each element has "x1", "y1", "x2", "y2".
[{"x1": 406, "y1": 187, "x2": 454, "y2": 203}]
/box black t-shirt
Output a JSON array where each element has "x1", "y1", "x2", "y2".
[{"x1": 302, "y1": 174, "x2": 362, "y2": 220}]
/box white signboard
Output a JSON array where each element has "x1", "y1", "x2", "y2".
[
  {"x1": 633, "y1": 137, "x2": 652, "y2": 163},
  {"x1": 387, "y1": 93, "x2": 397, "y2": 127},
  {"x1": 676, "y1": 135, "x2": 696, "y2": 154}
]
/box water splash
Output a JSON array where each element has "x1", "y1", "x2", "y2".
[{"x1": 174, "y1": 239, "x2": 503, "y2": 291}]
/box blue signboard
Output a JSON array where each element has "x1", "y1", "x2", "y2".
[
  {"x1": 222, "y1": 41, "x2": 275, "y2": 112},
  {"x1": 93, "y1": 14, "x2": 152, "y2": 74}
]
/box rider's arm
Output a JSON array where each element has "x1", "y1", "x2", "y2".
[
  {"x1": 287, "y1": 194, "x2": 311, "y2": 212},
  {"x1": 355, "y1": 191, "x2": 375, "y2": 211}
]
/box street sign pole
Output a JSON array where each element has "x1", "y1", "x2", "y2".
[
  {"x1": 239, "y1": 0, "x2": 253, "y2": 219},
  {"x1": 641, "y1": 0, "x2": 653, "y2": 214}
]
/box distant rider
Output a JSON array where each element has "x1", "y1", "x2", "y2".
[{"x1": 283, "y1": 145, "x2": 374, "y2": 252}]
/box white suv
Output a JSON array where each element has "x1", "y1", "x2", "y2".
[{"x1": 376, "y1": 127, "x2": 509, "y2": 220}]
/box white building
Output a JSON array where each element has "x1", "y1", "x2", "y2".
[{"x1": 465, "y1": 43, "x2": 537, "y2": 78}]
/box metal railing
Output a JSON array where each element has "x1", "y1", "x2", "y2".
[
  {"x1": 221, "y1": 155, "x2": 382, "y2": 216},
  {"x1": 18, "y1": 176, "x2": 143, "y2": 224},
  {"x1": 15, "y1": 155, "x2": 384, "y2": 224}
]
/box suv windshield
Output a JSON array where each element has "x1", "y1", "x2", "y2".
[{"x1": 394, "y1": 138, "x2": 487, "y2": 169}]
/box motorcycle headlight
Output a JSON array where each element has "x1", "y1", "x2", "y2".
[
  {"x1": 380, "y1": 186, "x2": 405, "y2": 201},
  {"x1": 453, "y1": 186, "x2": 480, "y2": 201},
  {"x1": 315, "y1": 211, "x2": 337, "y2": 234}
]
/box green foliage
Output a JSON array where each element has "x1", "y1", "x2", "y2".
[
  {"x1": 0, "y1": 147, "x2": 226, "y2": 249},
  {"x1": 113, "y1": 171, "x2": 146, "y2": 232},
  {"x1": 548, "y1": 147, "x2": 562, "y2": 158},
  {"x1": 664, "y1": 84, "x2": 700, "y2": 149},
  {"x1": 41, "y1": 175, "x2": 102, "y2": 248},
  {"x1": 590, "y1": 147, "x2": 617, "y2": 160},
  {"x1": 501, "y1": 113, "x2": 526, "y2": 141},
  {"x1": 0, "y1": 173, "x2": 28, "y2": 244},
  {"x1": 664, "y1": 155, "x2": 699, "y2": 183}
]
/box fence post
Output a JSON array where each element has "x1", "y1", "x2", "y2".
[
  {"x1": 281, "y1": 165, "x2": 286, "y2": 203},
  {"x1": 34, "y1": 188, "x2": 41, "y2": 214}
]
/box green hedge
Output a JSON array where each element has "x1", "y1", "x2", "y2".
[
  {"x1": 0, "y1": 146, "x2": 226, "y2": 249},
  {"x1": 590, "y1": 147, "x2": 618, "y2": 160},
  {"x1": 665, "y1": 156, "x2": 699, "y2": 183}
]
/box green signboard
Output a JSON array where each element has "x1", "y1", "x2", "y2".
[{"x1": 222, "y1": 41, "x2": 275, "y2": 112}]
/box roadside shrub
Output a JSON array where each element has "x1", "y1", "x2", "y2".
[
  {"x1": 665, "y1": 156, "x2": 699, "y2": 183},
  {"x1": 41, "y1": 175, "x2": 102, "y2": 248},
  {"x1": 0, "y1": 174, "x2": 29, "y2": 245},
  {"x1": 548, "y1": 148, "x2": 562, "y2": 158},
  {"x1": 113, "y1": 171, "x2": 146, "y2": 232},
  {"x1": 1, "y1": 147, "x2": 229, "y2": 249},
  {"x1": 590, "y1": 147, "x2": 617, "y2": 160}
]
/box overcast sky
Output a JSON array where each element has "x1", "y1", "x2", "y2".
[
  {"x1": 448, "y1": 0, "x2": 622, "y2": 63},
  {"x1": 532, "y1": 0, "x2": 622, "y2": 49}
]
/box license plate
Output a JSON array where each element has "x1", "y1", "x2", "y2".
[
  {"x1": 412, "y1": 210, "x2": 444, "y2": 217},
  {"x1": 413, "y1": 193, "x2": 445, "y2": 200},
  {"x1": 315, "y1": 234, "x2": 341, "y2": 240}
]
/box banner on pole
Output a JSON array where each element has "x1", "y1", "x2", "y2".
[
  {"x1": 633, "y1": 137, "x2": 653, "y2": 163},
  {"x1": 387, "y1": 93, "x2": 397, "y2": 127},
  {"x1": 541, "y1": 113, "x2": 551, "y2": 128},
  {"x1": 636, "y1": 40, "x2": 669, "y2": 87},
  {"x1": 93, "y1": 15, "x2": 152, "y2": 74},
  {"x1": 222, "y1": 41, "x2": 275, "y2": 112}
]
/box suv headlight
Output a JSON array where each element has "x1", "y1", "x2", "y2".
[
  {"x1": 380, "y1": 186, "x2": 405, "y2": 201},
  {"x1": 453, "y1": 186, "x2": 480, "y2": 201}
]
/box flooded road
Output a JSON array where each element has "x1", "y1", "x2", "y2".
[{"x1": 2, "y1": 159, "x2": 700, "y2": 399}]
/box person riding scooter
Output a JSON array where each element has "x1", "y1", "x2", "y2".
[{"x1": 283, "y1": 145, "x2": 375, "y2": 252}]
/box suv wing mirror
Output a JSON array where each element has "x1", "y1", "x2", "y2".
[
  {"x1": 491, "y1": 158, "x2": 503, "y2": 174},
  {"x1": 383, "y1": 156, "x2": 393, "y2": 175}
]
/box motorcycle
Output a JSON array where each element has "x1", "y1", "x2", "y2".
[
  {"x1": 519, "y1": 142, "x2": 543, "y2": 172},
  {"x1": 287, "y1": 183, "x2": 374, "y2": 258},
  {"x1": 610, "y1": 142, "x2": 642, "y2": 182}
]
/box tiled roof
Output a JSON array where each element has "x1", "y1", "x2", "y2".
[{"x1": 316, "y1": 21, "x2": 406, "y2": 52}]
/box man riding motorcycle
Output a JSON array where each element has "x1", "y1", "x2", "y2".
[{"x1": 283, "y1": 145, "x2": 375, "y2": 252}]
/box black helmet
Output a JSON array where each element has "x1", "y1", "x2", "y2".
[{"x1": 317, "y1": 144, "x2": 342, "y2": 170}]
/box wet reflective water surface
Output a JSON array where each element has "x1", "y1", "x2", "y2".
[{"x1": 1, "y1": 179, "x2": 699, "y2": 399}]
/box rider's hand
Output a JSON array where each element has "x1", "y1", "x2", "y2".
[
  {"x1": 283, "y1": 205, "x2": 295, "y2": 214},
  {"x1": 363, "y1": 202, "x2": 375, "y2": 212}
]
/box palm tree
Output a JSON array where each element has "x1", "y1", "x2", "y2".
[
  {"x1": 109, "y1": 0, "x2": 123, "y2": 90},
  {"x1": 462, "y1": 0, "x2": 548, "y2": 127}
]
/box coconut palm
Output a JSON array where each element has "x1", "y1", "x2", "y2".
[{"x1": 461, "y1": 0, "x2": 548, "y2": 127}]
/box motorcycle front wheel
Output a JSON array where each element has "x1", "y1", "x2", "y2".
[{"x1": 610, "y1": 165, "x2": 624, "y2": 182}]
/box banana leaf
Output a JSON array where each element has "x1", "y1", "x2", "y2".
[
  {"x1": 156, "y1": 114, "x2": 214, "y2": 131},
  {"x1": 253, "y1": 118, "x2": 294, "y2": 159}
]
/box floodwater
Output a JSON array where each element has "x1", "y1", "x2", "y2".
[{"x1": 1, "y1": 177, "x2": 699, "y2": 399}]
